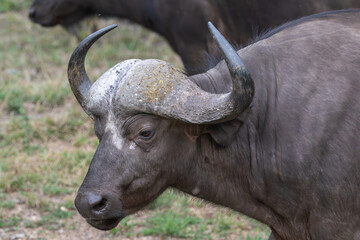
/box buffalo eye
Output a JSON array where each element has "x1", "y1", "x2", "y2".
[{"x1": 138, "y1": 130, "x2": 155, "y2": 140}]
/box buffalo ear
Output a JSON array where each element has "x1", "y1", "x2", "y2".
[{"x1": 207, "y1": 119, "x2": 243, "y2": 147}]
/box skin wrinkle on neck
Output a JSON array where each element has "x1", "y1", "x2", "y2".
[
  {"x1": 190, "y1": 61, "x2": 232, "y2": 94},
  {"x1": 174, "y1": 129, "x2": 275, "y2": 226},
  {"x1": 186, "y1": 43, "x2": 285, "y2": 232}
]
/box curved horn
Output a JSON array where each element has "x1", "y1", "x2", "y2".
[
  {"x1": 67, "y1": 24, "x2": 117, "y2": 116},
  {"x1": 206, "y1": 22, "x2": 254, "y2": 121},
  {"x1": 69, "y1": 23, "x2": 253, "y2": 124},
  {"x1": 115, "y1": 23, "x2": 254, "y2": 124}
]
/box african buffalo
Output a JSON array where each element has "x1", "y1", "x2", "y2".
[
  {"x1": 29, "y1": 0, "x2": 360, "y2": 73},
  {"x1": 68, "y1": 9, "x2": 360, "y2": 240}
]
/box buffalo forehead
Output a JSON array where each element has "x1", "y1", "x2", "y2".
[
  {"x1": 114, "y1": 59, "x2": 188, "y2": 112},
  {"x1": 86, "y1": 59, "x2": 141, "y2": 114}
]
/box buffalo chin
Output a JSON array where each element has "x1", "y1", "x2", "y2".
[{"x1": 86, "y1": 217, "x2": 122, "y2": 230}]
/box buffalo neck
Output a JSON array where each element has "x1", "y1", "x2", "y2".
[
  {"x1": 184, "y1": 45, "x2": 285, "y2": 230},
  {"x1": 172, "y1": 121, "x2": 281, "y2": 229}
]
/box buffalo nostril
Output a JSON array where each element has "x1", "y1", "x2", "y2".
[
  {"x1": 28, "y1": 8, "x2": 36, "y2": 19},
  {"x1": 92, "y1": 198, "x2": 108, "y2": 212},
  {"x1": 87, "y1": 192, "x2": 108, "y2": 213}
]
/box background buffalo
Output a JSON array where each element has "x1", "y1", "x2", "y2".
[{"x1": 28, "y1": 0, "x2": 360, "y2": 73}]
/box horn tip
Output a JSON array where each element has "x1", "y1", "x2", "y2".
[
  {"x1": 108, "y1": 24, "x2": 118, "y2": 30},
  {"x1": 207, "y1": 22, "x2": 224, "y2": 45},
  {"x1": 207, "y1": 21, "x2": 216, "y2": 33},
  {"x1": 100, "y1": 24, "x2": 118, "y2": 34}
]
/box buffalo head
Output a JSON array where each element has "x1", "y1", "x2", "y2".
[
  {"x1": 28, "y1": 0, "x2": 89, "y2": 27},
  {"x1": 68, "y1": 23, "x2": 254, "y2": 230}
]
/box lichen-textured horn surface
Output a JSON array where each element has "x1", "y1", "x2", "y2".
[
  {"x1": 113, "y1": 23, "x2": 254, "y2": 124},
  {"x1": 127, "y1": 22, "x2": 254, "y2": 124},
  {"x1": 114, "y1": 58, "x2": 249, "y2": 124},
  {"x1": 69, "y1": 23, "x2": 253, "y2": 124},
  {"x1": 67, "y1": 24, "x2": 117, "y2": 116}
]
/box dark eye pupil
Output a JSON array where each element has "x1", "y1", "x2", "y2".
[{"x1": 140, "y1": 130, "x2": 152, "y2": 138}]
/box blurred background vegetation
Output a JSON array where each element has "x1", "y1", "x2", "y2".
[{"x1": 0, "y1": 0, "x2": 269, "y2": 239}]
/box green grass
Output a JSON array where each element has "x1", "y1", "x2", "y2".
[
  {"x1": 141, "y1": 211, "x2": 202, "y2": 237},
  {"x1": 0, "y1": 6, "x2": 270, "y2": 240},
  {"x1": 42, "y1": 185, "x2": 74, "y2": 196},
  {"x1": 0, "y1": 200, "x2": 15, "y2": 209},
  {"x1": 146, "y1": 189, "x2": 180, "y2": 210},
  {"x1": 214, "y1": 215, "x2": 232, "y2": 234},
  {"x1": 245, "y1": 234, "x2": 269, "y2": 240},
  {"x1": 0, "y1": 217, "x2": 22, "y2": 228},
  {"x1": 38, "y1": 205, "x2": 76, "y2": 230},
  {"x1": 0, "y1": 0, "x2": 31, "y2": 13}
]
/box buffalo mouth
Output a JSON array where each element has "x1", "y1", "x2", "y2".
[{"x1": 86, "y1": 217, "x2": 122, "y2": 230}]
